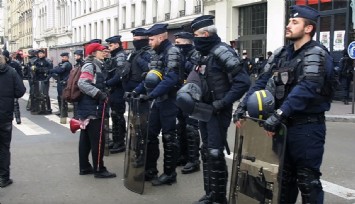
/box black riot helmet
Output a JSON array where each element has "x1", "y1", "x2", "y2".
[
  {"x1": 247, "y1": 90, "x2": 275, "y2": 120},
  {"x1": 176, "y1": 83, "x2": 202, "y2": 114},
  {"x1": 144, "y1": 69, "x2": 163, "y2": 92}
]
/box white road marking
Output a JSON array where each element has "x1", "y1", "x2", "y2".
[
  {"x1": 321, "y1": 180, "x2": 355, "y2": 200},
  {"x1": 44, "y1": 115, "x2": 70, "y2": 129},
  {"x1": 13, "y1": 117, "x2": 50, "y2": 135}
]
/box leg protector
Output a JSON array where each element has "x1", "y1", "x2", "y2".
[
  {"x1": 162, "y1": 133, "x2": 179, "y2": 175},
  {"x1": 279, "y1": 163, "x2": 299, "y2": 204},
  {"x1": 201, "y1": 144, "x2": 210, "y2": 195},
  {"x1": 111, "y1": 109, "x2": 126, "y2": 144},
  {"x1": 186, "y1": 124, "x2": 200, "y2": 163},
  {"x1": 207, "y1": 148, "x2": 227, "y2": 204},
  {"x1": 176, "y1": 119, "x2": 187, "y2": 163},
  {"x1": 297, "y1": 168, "x2": 324, "y2": 204}
]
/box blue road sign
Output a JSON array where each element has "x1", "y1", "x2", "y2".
[{"x1": 347, "y1": 41, "x2": 355, "y2": 59}]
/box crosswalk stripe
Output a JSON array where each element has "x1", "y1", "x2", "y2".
[
  {"x1": 44, "y1": 115, "x2": 70, "y2": 129},
  {"x1": 13, "y1": 117, "x2": 50, "y2": 135}
]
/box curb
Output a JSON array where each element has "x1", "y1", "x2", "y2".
[{"x1": 326, "y1": 115, "x2": 355, "y2": 123}]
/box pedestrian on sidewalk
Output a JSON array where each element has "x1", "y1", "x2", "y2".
[{"x1": 0, "y1": 52, "x2": 26, "y2": 188}]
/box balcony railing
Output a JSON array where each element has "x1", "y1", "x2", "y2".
[
  {"x1": 142, "y1": 20, "x2": 146, "y2": 25},
  {"x1": 131, "y1": 22, "x2": 135, "y2": 28},
  {"x1": 122, "y1": 23, "x2": 126, "y2": 29},
  {"x1": 153, "y1": 16, "x2": 157, "y2": 23},
  {"x1": 179, "y1": 10, "x2": 185, "y2": 17},
  {"x1": 194, "y1": 5, "x2": 201, "y2": 14},
  {"x1": 165, "y1": 13, "x2": 170, "y2": 21}
]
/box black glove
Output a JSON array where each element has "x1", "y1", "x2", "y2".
[
  {"x1": 95, "y1": 91, "x2": 108, "y2": 102},
  {"x1": 264, "y1": 112, "x2": 282, "y2": 133},
  {"x1": 212, "y1": 100, "x2": 226, "y2": 113},
  {"x1": 139, "y1": 94, "x2": 153, "y2": 102},
  {"x1": 233, "y1": 102, "x2": 247, "y2": 123}
]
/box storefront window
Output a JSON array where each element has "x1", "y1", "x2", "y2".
[
  {"x1": 333, "y1": 14, "x2": 346, "y2": 51},
  {"x1": 320, "y1": 16, "x2": 331, "y2": 50}
]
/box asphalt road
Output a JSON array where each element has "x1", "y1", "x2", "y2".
[{"x1": 0, "y1": 82, "x2": 355, "y2": 204}]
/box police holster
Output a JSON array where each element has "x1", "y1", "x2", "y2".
[{"x1": 190, "y1": 102, "x2": 213, "y2": 122}]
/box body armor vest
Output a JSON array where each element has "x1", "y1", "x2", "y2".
[
  {"x1": 130, "y1": 48, "x2": 150, "y2": 82},
  {"x1": 200, "y1": 44, "x2": 233, "y2": 103}
]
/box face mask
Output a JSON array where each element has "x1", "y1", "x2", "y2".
[
  {"x1": 133, "y1": 39, "x2": 149, "y2": 50},
  {"x1": 175, "y1": 44, "x2": 194, "y2": 54}
]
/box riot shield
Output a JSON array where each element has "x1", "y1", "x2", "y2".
[
  {"x1": 228, "y1": 117, "x2": 287, "y2": 204},
  {"x1": 31, "y1": 80, "x2": 51, "y2": 115},
  {"x1": 124, "y1": 97, "x2": 150, "y2": 194}
]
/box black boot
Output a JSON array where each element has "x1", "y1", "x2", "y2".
[
  {"x1": 182, "y1": 125, "x2": 200, "y2": 174},
  {"x1": 110, "y1": 111, "x2": 126, "y2": 154},
  {"x1": 0, "y1": 178, "x2": 13, "y2": 188},
  {"x1": 145, "y1": 142, "x2": 160, "y2": 181},
  {"x1": 152, "y1": 133, "x2": 178, "y2": 186},
  {"x1": 207, "y1": 148, "x2": 228, "y2": 204},
  {"x1": 55, "y1": 97, "x2": 61, "y2": 115},
  {"x1": 194, "y1": 145, "x2": 210, "y2": 203},
  {"x1": 94, "y1": 167, "x2": 116, "y2": 179}
]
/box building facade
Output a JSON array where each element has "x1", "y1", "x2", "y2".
[
  {"x1": 204, "y1": 0, "x2": 353, "y2": 63},
  {"x1": 5, "y1": 0, "x2": 34, "y2": 52}
]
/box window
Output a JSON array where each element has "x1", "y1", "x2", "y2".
[
  {"x1": 100, "y1": 20, "x2": 104, "y2": 39},
  {"x1": 88, "y1": 23, "x2": 92, "y2": 39},
  {"x1": 114, "y1": 17, "x2": 118, "y2": 34},
  {"x1": 107, "y1": 19, "x2": 111, "y2": 37},
  {"x1": 131, "y1": 4, "x2": 135, "y2": 27},
  {"x1": 142, "y1": 1, "x2": 146, "y2": 24},
  {"x1": 238, "y1": 3, "x2": 267, "y2": 58},
  {"x1": 152, "y1": 0, "x2": 157, "y2": 21},
  {"x1": 122, "y1": 6, "x2": 126, "y2": 29},
  {"x1": 94, "y1": 22, "x2": 97, "y2": 38}
]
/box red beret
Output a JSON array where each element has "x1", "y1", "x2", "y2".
[{"x1": 85, "y1": 43, "x2": 105, "y2": 55}]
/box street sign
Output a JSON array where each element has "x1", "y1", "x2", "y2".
[{"x1": 347, "y1": 41, "x2": 355, "y2": 59}]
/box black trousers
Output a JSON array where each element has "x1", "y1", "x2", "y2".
[
  {"x1": 0, "y1": 122, "x2": 13, "y2": 180},
  {"x1": 79, "y1": 119, "x2": 106, "y2": 172}
]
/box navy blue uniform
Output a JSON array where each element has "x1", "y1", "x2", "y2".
[
  {"x1": 134, "y1": 39, "x2": 182, "y2": 183},
  {"x1": 240, "y1": 40, "x2": 333, "y2": 203},
  {"x1": 105, "y1": 48, "x2": 127, "y2": 153},
  {"x1": 175, "y1": 46, "x2": 201, "y2": 172},
  {"x1": 30, "y1": 57, "x2": 53, "y2": 114},
  {"x1": 122, "y1": 46, "x2": 151, "y2": 92},
  {"x1": 50, "y1": 60, "x2": 72, "y2": 116}
]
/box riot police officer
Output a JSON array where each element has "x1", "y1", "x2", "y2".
[
  {"x1": 26, "y1": 49, "x2": 38, "y2": 111},
  {"x1": 177, "y1": 15, "x2": 250, "y2": 203},
  {"x1": 339, "y1": 49, "x2": 353, "y2": 105},
  {"x1": 174, "y1": 32, "x2": 201, "y2": 174},
  {"x1": 234, "y1": 5, "x2": 334, "y2": 203},
  {"x1": 104, "y1": 35, "x2": 127, "y2": 154},
  {"x1": 31, "y1": 49, "x2": 53, "y2": 114},
  {"x1": 133, "y1": 24, "x2": 182, "y2": 186},
  {"x1": 72, "y1": 50, "x2": 85, "y2": 119},
  {"x1": 50, "y1": 52, "x2": 72, "y2": 116},
  {"x1": 122, "y1": 28, "x2": 151, "y2": 92}
]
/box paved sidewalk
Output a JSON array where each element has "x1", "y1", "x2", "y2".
[{"x1": 325, "y1": 100, "x2": 355, "y2": 122}]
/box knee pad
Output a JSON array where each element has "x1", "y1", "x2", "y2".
[
  {"x1": 207, "y1": 148, "x2": 224, "y2": 161},
  {"x1": 186, "y1": 125, "x2": 200, "y2": 138},
  {"x1": 297, "y1": 168, "x2": 323, "y2": 198}
]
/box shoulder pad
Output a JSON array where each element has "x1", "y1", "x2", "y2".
[
  {"x1": 212, "y1": 44, "x2": 241, "y2": 73},
  {"x1": 167, "y1": 46, "x2": 180, "y2": 55},
  {"x1": 115, "y1": 52, "x2": 126, "y2": 67},
  {"x1": 303, "y1": 46, "x2": 326, "y2": 77}
]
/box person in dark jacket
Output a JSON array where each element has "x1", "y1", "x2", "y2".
[
  {"x1": 50, "y1": 52, "x2": 72, "y2": 116},
  {"x1": 339, "y1": 49, "x2": 353, "y2": 104},
  {"x1": 104, "y1": 35, "x2": 127, "y2": 154},
  {"x1": 234, "y1": 5, "x2": 333, "y2": 203},
  {"x1": 0, "y1": 53, "x2": 26, "y2": 188},
  {"x1": 77, "y1": 43, "x2": 116, "y2": 178},
  {"x1": 2, "y1": 50, "x2": 23, "y2": 78},
  {"x1": 72, "y1": 50, "x2": 85, "y2": 119},
  {"x1": 189, "y1": 15, "x2": 250, "y2": 203},
  {"x1": 174, "y1": 32, "x2": 201, "y2": 174},
  {"x1": 133, "y1": 23, "x2": 182, "y2": 186}
]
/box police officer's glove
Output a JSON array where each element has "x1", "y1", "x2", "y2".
[
  {"x1": 95, "y1": 91, "x2": 108, "y2": 102},
  {"x1": 263, "y1": 111, "x2": 283, "y2": 133},
  {"x1": 212, "y1": 100, "x2": 226, "y2": 113},
  {"x1": 233, "y1": 102, "x2": 246, "y2": 123},
  {"x1": 139, "y1": 94, "x2": 153, "y2": 102}
]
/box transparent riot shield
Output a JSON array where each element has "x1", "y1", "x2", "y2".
[
  {"x1": 229, "y1": 117, "x2": 287, "y2": 204},
  {"x1": 124, "y1": 97, "x2": 150, "y2": 194}
]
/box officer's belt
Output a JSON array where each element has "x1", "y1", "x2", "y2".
[{"x1": 287, "y1": 113, "x2": 325, "y2": 126}]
